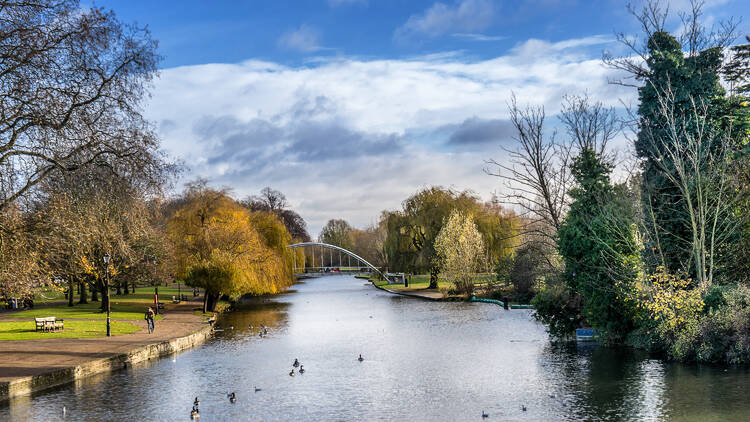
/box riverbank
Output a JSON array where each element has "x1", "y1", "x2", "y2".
[{"x1": 0, "y1": 298, "x2": 212, "y2": 401}]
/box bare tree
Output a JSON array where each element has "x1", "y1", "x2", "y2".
[
  {"x1": 559, "y1": 93, "x2": 620, "y2": 158},
  {"x1": 0, "y1": 1, "x2": 162, "y2": 210},
  {"x1": 604, "y1": 0, "x2": 739, "y2": 86},
  {"x1": 643, "y1": 83, "x2": 744, "y2": 287},
  {"x1": 485, "y1": 94, "x2": 571, "y2": 248}
]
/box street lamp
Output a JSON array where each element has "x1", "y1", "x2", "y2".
[{"x1": 103, "y1": 253, "x2": 111, "y2": 337}]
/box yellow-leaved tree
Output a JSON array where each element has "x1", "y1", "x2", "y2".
[
  {"x1": 168, "y1": 181, "x2": 294, "y2": 312},
  {"x1": 434, "y1": 210, "x2": 485, "y2": 297}
]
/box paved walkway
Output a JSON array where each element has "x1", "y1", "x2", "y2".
[{"x1": 0, "y1": 300, "x2": 206, "y2": 383}]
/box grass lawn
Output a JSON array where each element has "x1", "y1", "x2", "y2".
[
  {"x1": 374, "y1": 273, "x2": 495, "y2": 292},
  {"x1": 2, "y1": 286, "x2": 197, "y2": 321},
  {"x1": 0, "y1": 320, "x2": 141, "y2": 341}
]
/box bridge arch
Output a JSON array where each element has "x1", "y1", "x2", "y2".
[{"x1": 287, "y1": 242, "x2": 387, "y2": 281}]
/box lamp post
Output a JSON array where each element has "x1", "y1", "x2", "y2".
[
  {"x1": 151, "y1": 259, "x2": 158, "y2": 315},
  {"x1": 103, "y1": 253, "x2": 111, "y2": 337}
]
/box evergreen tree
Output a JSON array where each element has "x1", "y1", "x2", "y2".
[
  {"x1": 558, "y1": 148, "x2": 640, "y2": 341},
  {"x1": 636, "y1": 31, "x2": 726, "y2": 275}
]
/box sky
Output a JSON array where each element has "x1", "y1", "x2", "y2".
[{"x1": 96, "y1": 0, "x2": 750, "y2": 237}]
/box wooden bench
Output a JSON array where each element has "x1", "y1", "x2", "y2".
[{"x1": 34, "y1": 317, "x2": 64, "y2": 332}]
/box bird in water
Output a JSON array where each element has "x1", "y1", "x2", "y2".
[
  {"x1": 521, "y1": 405, "x2": 527, "y2": 412},
  {"x1": 358, "y1": 354, "x2": 364, "y2": 362},
  {"x1": 254, "y1": 386, "x2": 262, "y2": 392},
  {"x1": 293, "y1": 358, "x2": 300, "y2": 367},
  {"x1": 227, "y1": 392, "x2": 237, "y2": 403},
  {"x1": 549, "y1": 393, "x2": 556, "y2": 399},
  {"x1": 289, "y1": 369, "x2": 295, "y2": 376},
  {"x1": 482, "y1": 410, "x2": 488, "y2": 418},
  {"x1": 299, "y1": 365, "x2": 305, "y2": 374},
  {"x1": 193, "y1": 397, "x2": 199, "y2": 407},
  {"x1": 190, "y1": 406, "x2": 200, "y2": 419}
]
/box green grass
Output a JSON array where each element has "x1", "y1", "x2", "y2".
[
  {"x1": 0, "y1": 320, "x2": 141, "y2": 341},
  {"x1": 373, "y1": 273, "x2": 496, "y2": 292},
  {"x1": 2, "y1": 286, "x2": 199, "y2": 321}
]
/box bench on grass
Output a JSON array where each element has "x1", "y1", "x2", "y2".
[{"x1": 34, "y1": 317, "x2": 64, "y2": 332}]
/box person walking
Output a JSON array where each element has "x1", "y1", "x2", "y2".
[{"x1": 145, "y1": 306, "x2": 155, "y2": 333}]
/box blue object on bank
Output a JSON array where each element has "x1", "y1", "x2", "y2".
[{"x1": 576, "y1": 328, "x2": 597, "y2": 341}]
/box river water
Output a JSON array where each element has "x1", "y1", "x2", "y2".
[{"x1": 3, "y1": 275, "x2": 750, "y2": 421}]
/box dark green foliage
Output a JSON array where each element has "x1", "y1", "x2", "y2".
[
  {"x1": 557, "y1": 148, "x2": 640, "y2": 342},
  {"x1": 508, "y1": 243, "x2": 543, "y2": 303},
  {"x1": 531, "y1": 280, "x2": 583, "y2": 339},
  {"x1": 636, "y1": 31, "x2": 727, "y2": 275}
]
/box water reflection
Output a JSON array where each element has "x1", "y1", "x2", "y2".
[{"x1": 2, "y1": 275, "x2": 750, "y2": 421}]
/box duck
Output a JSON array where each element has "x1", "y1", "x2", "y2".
[
  {"x1": 299, "y1": 365, "x2": 305, "y2": 374},
  {"x1": 521, "y1": 405, "x2": 527, "y2": 412},
  {"x1": 193, "y1": 397, "x2": 199, "y2": 407},
  {"x1": 227, "y1": 392, "x2": 237, "y2": 403},
  {"x1": 254, "y1": 386, "x2": 262, "y2": 392},
  {"x1": 293, "y1": 358, "x2": 300, "y2": 367},
  {"x1": 190, "y1": 406, "x2": 200, "y2": 419},
  {"x1": 289, "y1": 369, "x2": 295, "y2": 376},
  {"x1": 358, "y1": 354, "x2": 364, "y2": 362},
  {"x1": 482, "y1": 410, "x2": 488, "y2": 418}
]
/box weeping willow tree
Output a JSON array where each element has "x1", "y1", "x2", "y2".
[{"x1": 168, "y1": 181, "x2": 294, "y2": 312}]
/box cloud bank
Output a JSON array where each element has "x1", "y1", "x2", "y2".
[{"x1": 147, "y1": 36, "x2": 633, "y2": 236}]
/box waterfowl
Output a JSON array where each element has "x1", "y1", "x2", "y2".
[
  {"x1": 521, "y1": 405, "x2": 527, "y2": 412},
  {"x1": 482, "y1": 410, "x2": 488, "y2": 418},
  {"x1": 358, "y1": 354, "x2": 364, "y2": 362},
  {"x1": 299, "y1": 365, "x2": 305, "y2": 374},
  {"x1": 227, "y1": 392, "x2": 237, "y2": 403},
  {"x1": 293, "y1": 358, "x2": 300, "y2": 367},
  {"x1": 549, "y1": 393, "x2": 556, "y2": 399},
  {"x1": 190, "y1": 406, "x2": 200, "y2": 419},
  {"x1": 194, "y1": 397, "x2": 199, "y2": 406},
  {"x1": 289, "y1": 369, "x2": 295, "y2": 376},
  {"x1": 254, "y1": 386, "x2": 262, "y2": 392}
]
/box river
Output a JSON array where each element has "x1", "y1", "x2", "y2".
[{"x1": 3, "y1": 275, "x2": 750, "y2": 421}]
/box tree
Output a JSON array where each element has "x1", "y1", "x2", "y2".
[
  {"x1": 557, "y1": 148, "x2": 641, "y2": 341},
  {"x1": 0, "y1": 1, "x2": 163, "y2": 210},
  {"x1": 486, "y1": 94, "x2": 571, "y2": 249},
  {"x1": 242, "y1": 187, "x2": 311, "y2": 242},
  {"x1": 168, "y1": 181, "x2": 293, "y2": 312},
  {"x1": 385, "y1": 187, "x2": 480, "y2": 288},
  {"x1": 318, "y1": 219, "x2": 354, "y2": 250},
  {"x1": 434, "y1": 210, "x2": 485, "y2": 297}
]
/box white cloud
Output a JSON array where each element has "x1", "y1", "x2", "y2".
[
  {"x1": 147, "y1": 35, "x2": 633, "y2": 236},
  {"x1": 395, "y1": 0, "x2": 495, "y2": 40},
  {"x1": 278, "y1": 24, "x2": 323, "y2": 52},
  {"x1": 452, "y1": 33, "x2": 506, "y2": 41}
]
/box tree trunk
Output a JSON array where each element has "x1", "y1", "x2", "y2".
[
  {"x1": 428, "y1": 266, "x2": 439, "y2": 289},
  {"x1": 78, "y1": 282, "x2": 88, "y2": 304},
  {"x1": 202, "y1": 292, "x2": 208, "y2": 313},
  {"x1": 115, "y1": 281, "x2": 122, "y2": 296},
  {"x1": 123, "y1": 281, "x2": 129, "y2": 295},
  {"x1": 67, "y1": 278, "x2": 74, "y2": 307},
  {"x1": 91, "y1": 282, "x2": 99, "y2": 302},
  {"x1": 206, "y1": 291, "x2": 220, "y2": 312}
]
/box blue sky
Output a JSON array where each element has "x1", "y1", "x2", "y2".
[{"x1": 95, "y1": 0, "x2": 750, "y2": 236}]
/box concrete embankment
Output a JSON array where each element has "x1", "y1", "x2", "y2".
[{"x1": 0, "y1": 324, "x2": 212, "y2": 401}]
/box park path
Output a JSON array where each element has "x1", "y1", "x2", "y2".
[{"x1": 0, "y1": 299, "x2": 206, "y2": 383}]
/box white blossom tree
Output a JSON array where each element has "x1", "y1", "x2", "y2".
[{"x1": 434, "y1": 210, "x2": 485, "y2": 297}]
